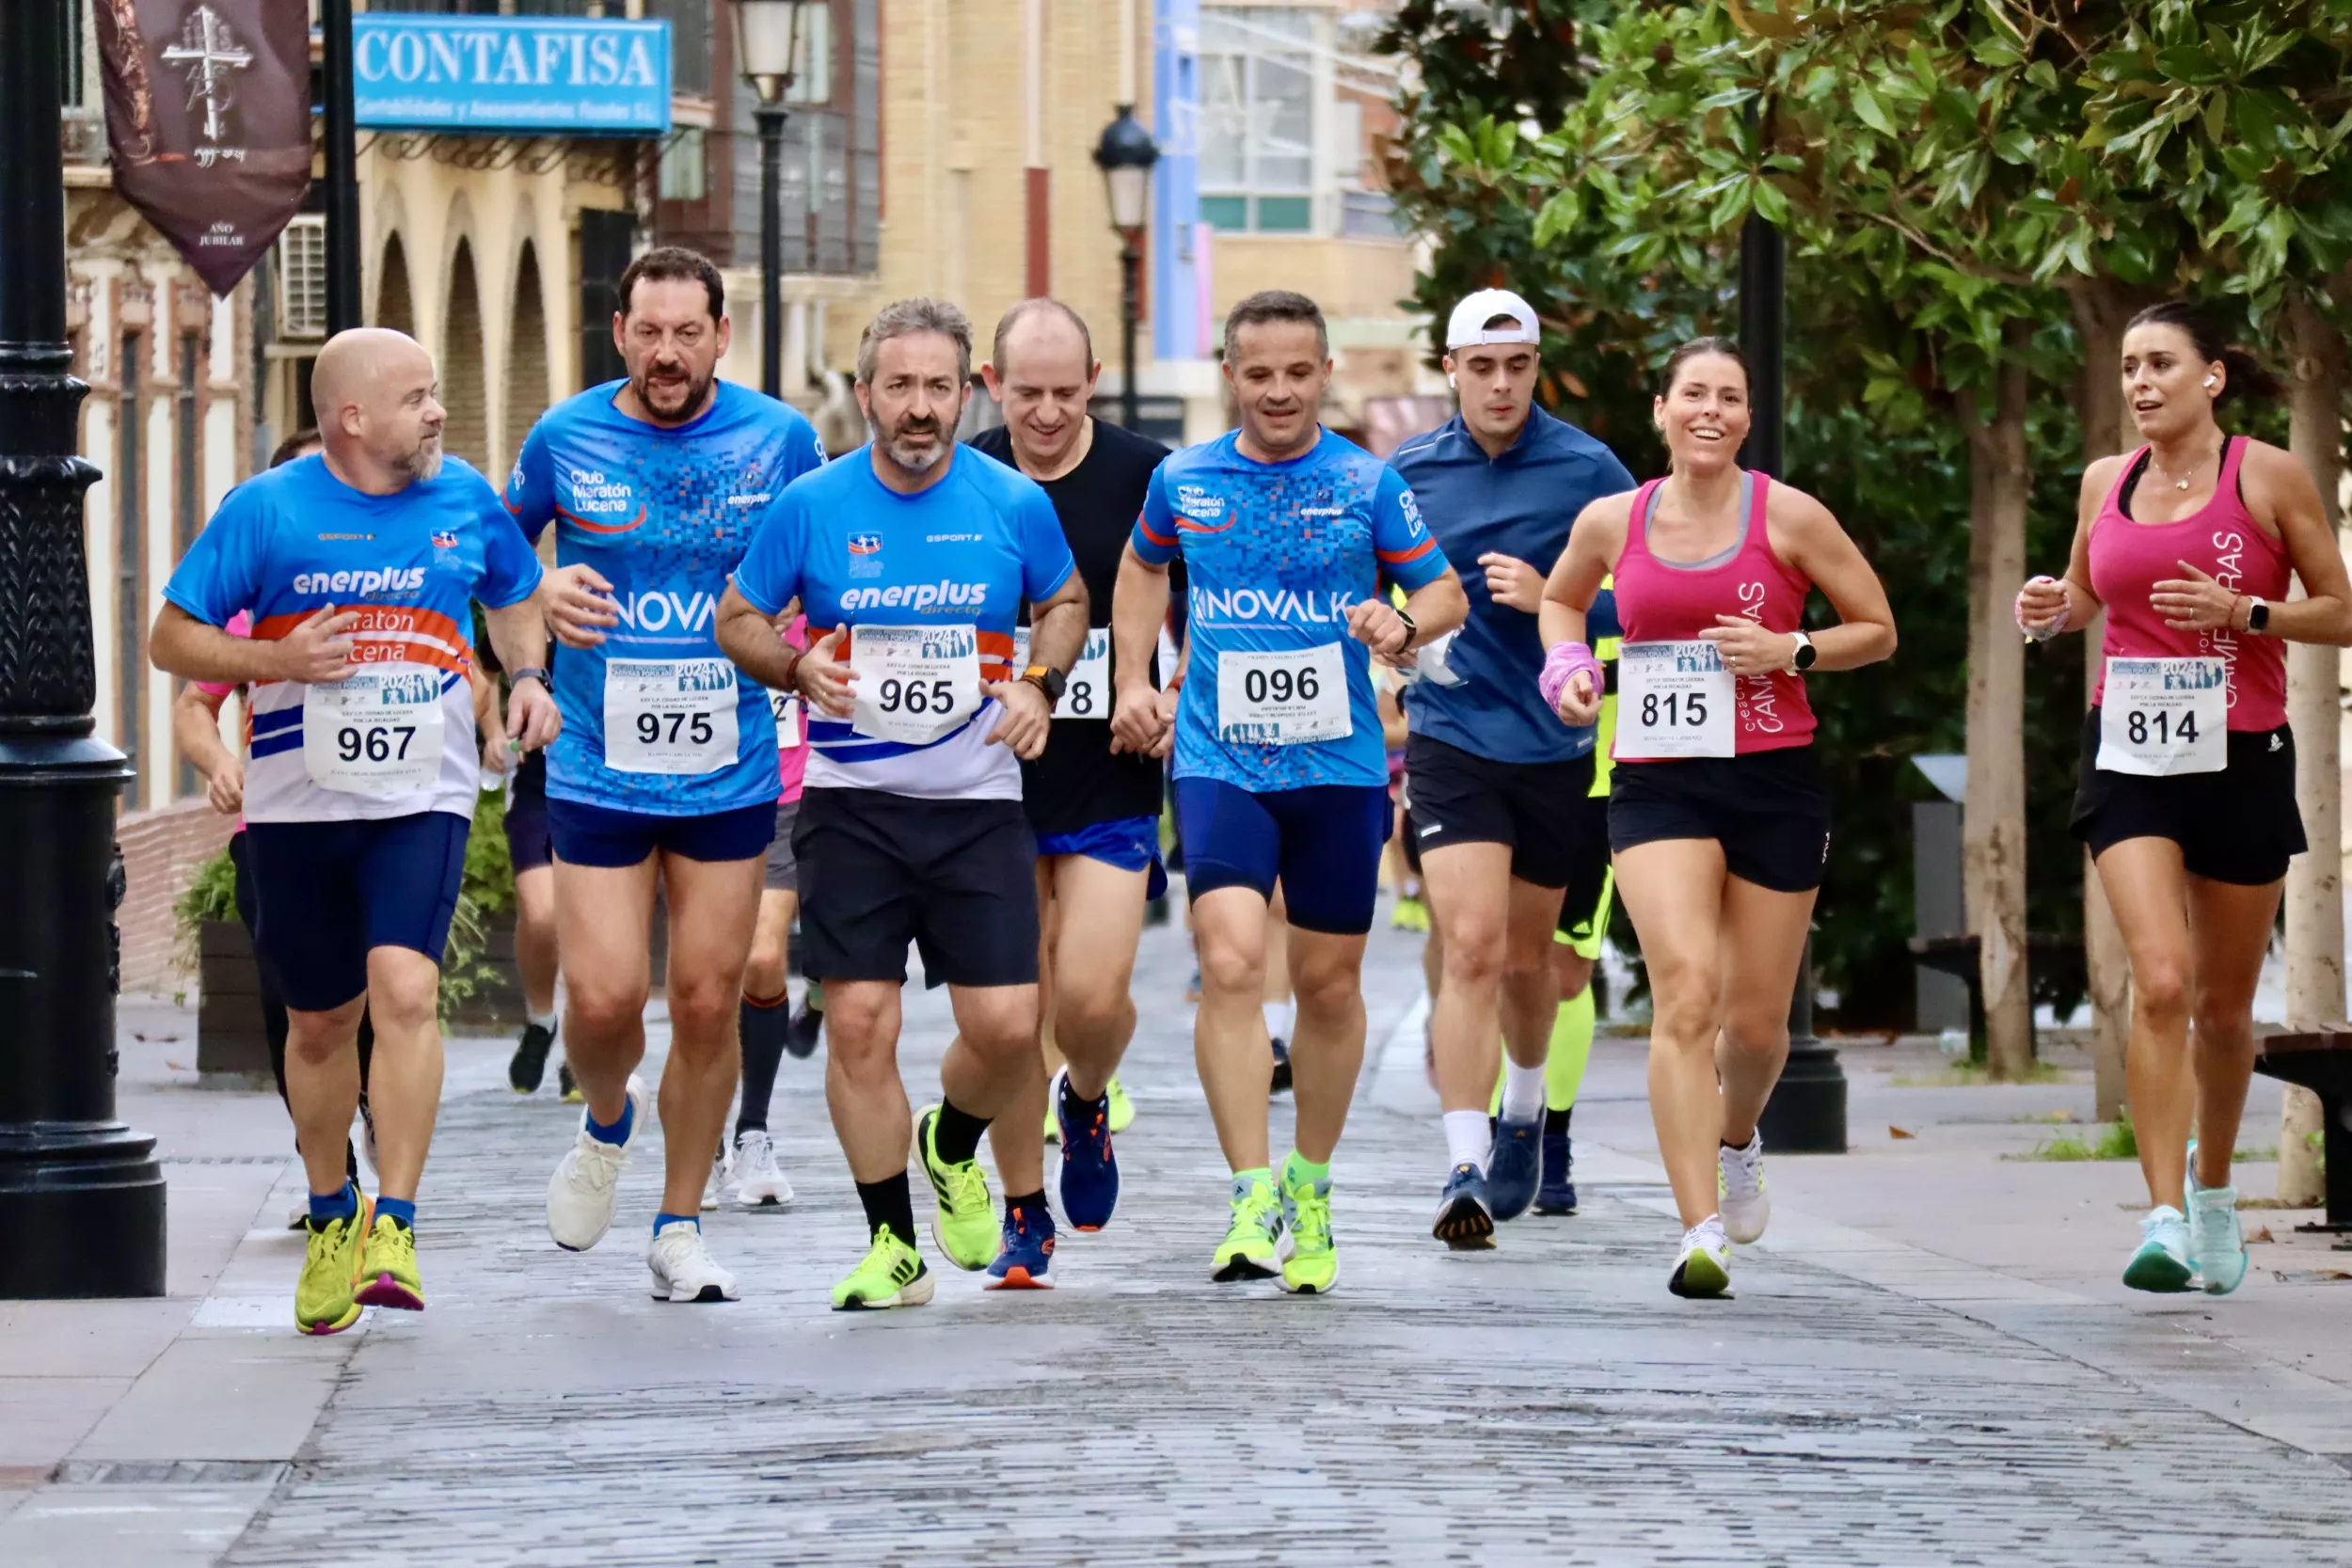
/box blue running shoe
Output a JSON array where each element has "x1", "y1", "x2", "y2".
[
  {"x1": 1053, "y1": 1068, "x2": 1120, "y2": 1232},
  {"x1": 1432, "y1": 1162, "x2": 1495, "y2": 1250},
  {"x1": 1534, "y1": 1131, "x2": 1578, "y2": 1215},
  {"x1": 1486, "y1": 1115, "x2": 1542, "y2": 1221},
  {"x1": 985, "y1": 1202, "x2": 1055, "y2": 1290}
]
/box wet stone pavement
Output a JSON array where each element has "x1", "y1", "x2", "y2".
[{"x1": 213, "y1": 915, "x2": 2351, "y2": 1567}]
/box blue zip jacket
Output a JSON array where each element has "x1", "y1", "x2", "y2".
[{"x1": 1388, "y1": 407, "x2": 1634, "y2": 765}]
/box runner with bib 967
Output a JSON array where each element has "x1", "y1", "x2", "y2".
[
  {"x1": 2016, "y1": 302, "x2": 2352, "y2": 1298},
  {"x1": 1539, "y1": 338, "x2": 1896, "y2": 1300}
]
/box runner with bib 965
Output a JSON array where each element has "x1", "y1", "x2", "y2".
[
  {"x1": 1539, "y1": 338, "x2": 1896, "y2": 1299},
  {"x1": 2016, "y1": 302, "x2": 2352, "y2": 1298}
]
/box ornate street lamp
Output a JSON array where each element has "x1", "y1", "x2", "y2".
[
  {"x1": 1092, "y1": 104, "x2": 1159, "y2": 431},
  {"x1": 0, "y1": 0, "x2": 163, "y2": 1295},
  {"x1": 733, "y1": 0, "x2": 824, "y2": 399}
]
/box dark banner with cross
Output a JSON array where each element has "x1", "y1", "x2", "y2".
[{"x1": 91, "y1": 0, "x2": 313, "y2": 296}]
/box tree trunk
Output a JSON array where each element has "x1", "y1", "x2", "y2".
[
  {"x1": 2071, "y1": 281, "x2": 2135, "y2": 1120},
  {"x1": 1958, "y1": 326, "x2": 2034, "y2": 1080},
  {"x1": 2280, "y1": 288, "x2": 2344, "y2": 1208}
]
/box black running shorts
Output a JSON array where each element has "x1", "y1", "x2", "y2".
[
  {"x1": 1402, "y1": 733, "x2": 1597, "y2": 890},
  {"x1": 793, "y1": 787, "x2": 1040, "y2": 988},
  {"x1": 2070, "y1": 708, "x2": 2304, "y2": 886},
  {"x1": 1607, "y1": 747, "x2": 1831, "y2": 895}
]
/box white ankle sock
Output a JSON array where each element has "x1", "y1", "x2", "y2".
[
  {"x1": 1501, "y1": 1059, "x2": 1546, "y2": 1123},
  {"x1": 529, "y1": 1010, "x2": 557, "y2": 1032},
  {"x1": 1263, "y1": 1001, "x2": 1294, "y2": 1039},
  {"x1": 1443, "y1": 1110, "x2": 1491, "y2": 1169}
]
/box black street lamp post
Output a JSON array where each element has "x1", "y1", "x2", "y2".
[
  {"x1": 734, "y1": 0, "x2": 821, "y2": 401},
  {"x1": 1740, "y1": 209, "x2": 1847, "y2": 1155},
  {"x1": 0, "y1": 0, "x2": 164, "y2": 1296},
  {"x1": 1092, "y1": 105, "x2": 1159, "y2": 431},
  {"x1": 322, "y1": 0, "x2": 362, "y2": 334}
]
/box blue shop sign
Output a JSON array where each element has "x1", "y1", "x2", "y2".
[{"x1": 351, "y1": 15, "x2": 671, "y2": 135}]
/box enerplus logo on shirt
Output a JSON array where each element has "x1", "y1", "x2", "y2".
[{"x1": 292, "y1": 566, "x2": 428, "y2": 594}]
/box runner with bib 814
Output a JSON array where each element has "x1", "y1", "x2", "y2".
[
  {"x1": 2015, "y1": 301, "x2": 2352, "y2": 1298},
  {"x1": 1539, "y1": 337, "x2": 1896, "y2": 1301}
]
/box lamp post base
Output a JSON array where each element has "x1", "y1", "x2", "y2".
[{"x1": 1758, "y1": 1041, "x2": 1848, "y2": 1154}]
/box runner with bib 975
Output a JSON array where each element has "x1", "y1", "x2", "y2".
[
  {"x1": 2015, "y1": 302, "x2": 2352, "y2": 1297},
  {"x1": 151, "y1": 329, "x2": 559, "y2": 1334},
  {"x1": 516, "y1": 248, "x2": 828, "y2": 1305},
  {"x1": 1539, "y1": 338, "x2": 1897, "y2": 1299}
]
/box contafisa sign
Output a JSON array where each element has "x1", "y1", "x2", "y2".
[{"x1": 351, "y1": 15, "x2": 671, "y2": 135}]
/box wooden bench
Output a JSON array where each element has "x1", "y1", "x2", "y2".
[
  {"x1": 2254, "y1": 1028, "x2": 2352, "y2": 1236},
  {"x1": 1904, "y1": 933, "x2": 2086, "y2": 1056}
]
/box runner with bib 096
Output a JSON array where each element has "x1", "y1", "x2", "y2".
[
  {"x1": 1539, "y1": 337, "x2": 1896, "y2": 1300},
  {"x1": 2015, "y1": 301, "x2": 2352, "y2": 1298}
]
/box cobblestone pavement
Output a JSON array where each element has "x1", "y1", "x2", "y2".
[{"x1": 215, "y1": 916, "x2": 2352, "y2": 1568}]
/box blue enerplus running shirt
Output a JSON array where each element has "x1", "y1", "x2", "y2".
[
  {"x1": 1387, "y1": 408, "x2": 1635, "y2": 765},
  {"x1": 734, "y1": 445, "x2": 1075, "y2": 801},
  {"x1": 1133, "y1": 427, "x2": 1452, "y2": 791},
  {"x1": 504, "y1": 380, "x2": 825, "y2": 816}
]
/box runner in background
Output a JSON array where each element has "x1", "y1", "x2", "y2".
[
  {"x1": 727, "y1": 611, "x2": 812, "y2": 1210},
  {"x1": 2016, "y1": 301, "x2": 2352, "y2": 1295},
  {"x1": 171, "y1": 427, "x2": 377, "y2": 1227},
  {"x1": 968, "y1": 298, "x2": 1170, "y2": 1265},
  {"x1": 1541, "y1": 336, "x2": 1895, "y2": 1298}
]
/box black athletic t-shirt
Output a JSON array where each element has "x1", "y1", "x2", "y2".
[{"x1": 969, "y1": 420, "x2": 1171, "y2": 835}]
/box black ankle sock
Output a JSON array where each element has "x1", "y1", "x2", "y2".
[
  {"x1": 736, "y1": 991, "x2": 788, "y2": 1141},
  {"x1": 931, "y1": 1098, "x2": 991, "y2": 1165},
  {"x1": 1005, "y1": 1190, "x2": 1048, "y2": 1220},
  {"x1": 1544, "y1": 1106, "x2": 1571, "y2": 1137},
  {"x1": 855, "y1": 1172, "x2": 917, "y2": 1248}
]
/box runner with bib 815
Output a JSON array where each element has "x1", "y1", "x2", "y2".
[{"x1": 2015, "y1": 301, "x2": 2352, "y2": 1298}]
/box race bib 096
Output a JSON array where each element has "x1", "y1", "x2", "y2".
[{"x1": 1216, "y1": 642, "x2": 1350, "y2": 746}]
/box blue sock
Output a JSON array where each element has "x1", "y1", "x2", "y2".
[
  {"x1": 585, "y1": 1095, "x2": 635, "y2": 1147},
  {"x1": 653, "y1": 1212, "x2": 699, "y2": 1235},
  {"x1": 309, "y1": 1183, "x2": 358, "y2": 1227},
  {"x1": 375, "y1": 1196, "x2": 416, "y2": 1230}
]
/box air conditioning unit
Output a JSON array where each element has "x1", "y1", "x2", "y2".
[{"x1": 277, "y1": 215, "x2": 327, "y2": 341}]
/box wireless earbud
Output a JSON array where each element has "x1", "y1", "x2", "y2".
[
  {"x1": 2203, "y1": 375, "x2": 2217, "y2": 388},
  {"x1": 1447, "y1": 372, "x2": 1457, "y2": 389}
]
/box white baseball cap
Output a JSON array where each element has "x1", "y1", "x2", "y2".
[{"x1": 1445, "y1": 289, "x2": 1540, "y2": 349}]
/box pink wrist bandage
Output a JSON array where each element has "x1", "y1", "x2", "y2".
[{"x1": 1538, "y1": 641, "x2": 1603, "y2": 714}]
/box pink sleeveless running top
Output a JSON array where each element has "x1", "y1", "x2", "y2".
[
  {"x1": 2089, "y1": 436, "x2": 2289, "y2": 733},
  {"x1": 1613, "y1": 471, "x2": 1815, "y2": 756}
]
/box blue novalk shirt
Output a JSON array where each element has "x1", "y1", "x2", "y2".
[
  {"x1": 504, "y1": 379, "x2": 826, "y2": 816},
  {"x1": 1387, "y1": 408, "x2": 1635, "y2": 765}
]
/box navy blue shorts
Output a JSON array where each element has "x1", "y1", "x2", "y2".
[
  {"x1": 547, "y1": 797, "x2": 776, "y2": 869},
  {"x1": 1172, "y1": 779, "x2": 1391, "y2": 935},
  {"x1": 244, "y1": 812, "x2": 470, "y2": 1013},
  {"x1": 504, "y1": 752, "x2": 552, "y2": 874},
  {"x1": 1034, "y1": 813, "x2": 1169, "y2": 901}
]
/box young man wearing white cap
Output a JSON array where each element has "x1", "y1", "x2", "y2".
[{"x1": 1389, "y1": 290, "x2": 1635, "y2": 1249}]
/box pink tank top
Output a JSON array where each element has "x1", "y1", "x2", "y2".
[
  {"x1": 2089, "y1": 436, "x2": 2288, "y2": 732},
  {"x1": 1613, "y1": 472, "x2": 1816, "y2": 756},
  {"x1": 776, "y1": 615, "x2": 810, "y2": 802}
]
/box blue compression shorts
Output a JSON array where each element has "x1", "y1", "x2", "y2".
[{"x1": 1172, "y1": 779, "x2": 1391, "y2": 935}]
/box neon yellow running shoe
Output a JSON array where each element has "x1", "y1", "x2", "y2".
[
  {"x1": 1106, "y1": 1076, "x2": 1136, "y2": 1134},
  {"x1": 1212, "y1": 1175, "x2": 1282, "y2": 1282},
  {"x1": 832, "y1": 1226, "x2": 935, "y2": 1310},
  {"x1": 1043, "y1": 1106, "x2": 1060, "y2": 1145},
  {"x1": 295, "y1": 1194, "x2": 373, "y2": 1336},
  {"x1": 1391, "y1": 895, "x2": 1430, "y2": 933},
  {"x1": 354, "y1": 1213, "x2": 424, "y2": 1311},
  {"x1": 914, "y1": 1105, "x2": 999, "y2": 1271},
  {"x1": 1279, "y1": 1166, "x2": 1339, "y2": 1295}
]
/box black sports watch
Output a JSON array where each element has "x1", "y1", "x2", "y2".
[
  {"x1": 1788, "y1": 632, "x2": 1818, "y2": 672},
  {"x1": 510, "y1": 666, "x2": 551, "y2": 689},
  {"x1": 1024, "y1": 663, "x2": 1069, "y2": 705},
  {"x1": 2247, "y1": 596, "x2": 2271, "y2": 634},
  {"x1": 1393, "y1": 607, "x2": 1419, "y2": 650}
]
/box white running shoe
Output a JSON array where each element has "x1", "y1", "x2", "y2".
[
  {"x1": 733, "y1": 1130, "x2": 794, "y2": 1208},
  {"x1": 547, "y1": 1073, "x2": 644, "y2": 1252},
  {"x1": 285, "y1": 1199, "x2": 310, "y2": 1232},
  {"x1": 2186, "y1": 1158, "x2": 2249, "y2": 1296},
  {"x1": 702, "y1": 1147, "x2": 727, "y2": 1212},
  {"x1": 646, "y1": 1221, "x2": 740, "y2": 1303},
  {"x1": 1669, "y1": 1215, "x2": 1732, "y2": 1298},
  {"x1": 1716, "y1": 1131, "x2": 1771, "y2": 1243}
]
